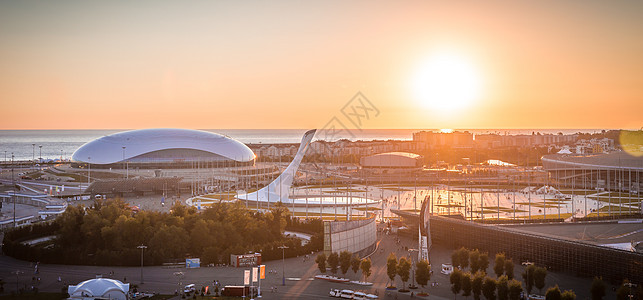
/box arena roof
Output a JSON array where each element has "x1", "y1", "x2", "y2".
[
  {"x1": 360, "y1": 152, "x2": 423, "y2": 168},
  {"x1": 72, "y1": 128, "x2": 255, "y2": 164},
  {"x1": 542, "y1": 151, "x2": 643, "y2": 171}
]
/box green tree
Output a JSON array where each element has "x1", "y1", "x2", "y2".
[
  {"x1": 522, "y1": 265, "x2": 536, "y2": 294},
  {"x1": 458, "y1": 247, "x2": 470, "y2": 270},
  {"x1": 504, "y1": 259, "x2": 514, "y2": 279},
  {"x1": 452, "y1": 250, "x2": 461, "y2": 269},
  {"x1": 386, "y1": 253, "x2": 398, "y2": 287},
  {"x1": 494, "y1": 253, "x2": 506, "y2": 278},
  {"x1": 327, "y1": 252, "x2": 339, "y2": 275},
  {"x1": 616, "y1": 280, "x2": 632, "y2": 300},
  {"x1": 339, "y1": 250, "x2": 352, "y2": 276},
  {"x1": 351, "y1": 255, "x2": 361, "y2": 277},
  {"x1": 359, "y1": 258, "x2": 371, "y2": 281},
  {"x1": 545, "y1": 285, "x2": 562, "y2": 300},
  {"x1": 496, "y1": 275, "x2": 509, "y2": 300},
  {"x1": 397, "y1": 256, "x2": 412, "y2": 291},
  {"x1": 482, "y1": 276, "x2": 497, "y2": 300},
  {"x1": 561, "y1": 289, "x2": 576, "y2": 300},
  {"x1": 508, "y1": 279, "x2": 523, "y2": 300},
  {"x1": 315, "y1": 253, "x2": 327, "y2": 274},
  {"x1": 479, "y1": 252, "x2": 490, "y2": 274},
  {"x1": 462, "y1": 272, "x2": 472, "y2": 299},
  {"x1": 590, "y1": 277, "x2": 606, "y2": 300},
  {"x1": 202, "y1": 246, "x2": 220, "y2": 265},
  {"x1": 415, "y1": 259, "x2": 431, "y2": 288},
  {"x1": 450, "y1": 268, "x2": 463, "y2": 299},
  {"x1": 472, "y1": 271, "x2": 485, "y2": 300},
  {"x1": 360, "y1": 258, "x2": 372, "y2": 282},
  {"x1": 534, "y1": 267, "x2": 547, "y2": 294},
  {"x1": 469, "y1": 249, "x2": 481, "y2": 273}
]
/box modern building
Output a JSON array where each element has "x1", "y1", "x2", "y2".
[
  {"x1": 71, "y1": 128, "x2": 255, "y2": 169},
  {"x1": 541, "y1": 151, "x2": 643, "y2": 193},
  {"x1": 360, "y1": 152, "x2": 424, "y2": 169}
]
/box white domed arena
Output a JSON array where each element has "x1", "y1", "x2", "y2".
[{"x1": 71, "y1": 128, "x2": 255, "y2": 169}]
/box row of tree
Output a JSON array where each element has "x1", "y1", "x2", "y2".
[
  {"x1": 315, "y1": 251, "x2": 372, "y2": 282},
  {"x1": 449, "y1": 247, "x2": 551, "y2": 299},
  {"x1": 3, "y1": 199, "x2": 323, "y2": 266},
  {"x1": 385, "y1": 253, "x2": 432, "y2": 293}
]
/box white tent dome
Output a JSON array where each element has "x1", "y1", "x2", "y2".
[{"x1": 68, "y1": 278, "x2": 129, "y2": 300}]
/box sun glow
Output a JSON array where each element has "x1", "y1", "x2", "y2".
[{"x1": 411, "y1": 52, "x2": 482, "y2": 113}]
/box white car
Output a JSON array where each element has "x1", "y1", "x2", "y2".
[
  {"x1": 184, "y1": 284, "x2": 196, "y2": 294},
  {"x1": 330, "y1": 288, "x2": 341, "y2": 297}
]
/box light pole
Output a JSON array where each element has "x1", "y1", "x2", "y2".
[
  {"x1": 137, "y1": 245, "x2": 147, "y2": 284},
  {"x1": 13, "y1": 270, "x2": 23, "y2": 293},
  {"x1": 122, "y1": 146, "x2": 127, "y2": 179},
  {"x1": 39, "y1": 145, "x2": 42, "y2": 162},
  {"x1": 32, "y1": 144, "x2": 35, "y2": 164},
  {"x1": 87, "y1": 157, "x2": 91, "y2": 188},
  {"x1": 278, "y1": 245, "x2": 288, "y2": 286},
  {"x1": 12, "y1": 153, "x2": 16, "y2": 227}
]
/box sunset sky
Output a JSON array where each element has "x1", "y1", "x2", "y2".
[{"x1": 1, "y1": 0, "x2": 641, "y2": 130}]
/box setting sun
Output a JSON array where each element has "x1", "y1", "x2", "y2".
[{"x1": 411, "y1": 52, "x2": 483, "y2": 113}]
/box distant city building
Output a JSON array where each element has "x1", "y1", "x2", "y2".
[
  {"x1": 71, "y1": 128, "x2": 255, "y2": 169},
  {"x1": 474, "y1": 133, "x2": 578, "y2": 148},
  {"x1": 413, "y1": 131, "x2": 474, "y2": 149}
]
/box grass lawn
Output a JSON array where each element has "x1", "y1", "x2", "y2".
[
  {"x1": 588, "y1": 196, "x2": 641, "y2": 204},
  {"x1": 435, "y1": 204, "x2": 466, "y2": 208},
  {"x1": 558, "y1": 189, "x2": 596, "y2": 196},
  {"x1": 380, "y1": 187, "x2": 413, "y2": 192},
  {"x1": 514, "y1": 202, "x2": 560, "y2": 208},
  {"x1": 354, "y1": 207, "x2": 382, "y2": 211},
  {"x1": 514, "y1": 213, "x2": 572, "y2": 220},
  {"x1": 598, "y1": 205, "x2": 637, "y2": 213}
]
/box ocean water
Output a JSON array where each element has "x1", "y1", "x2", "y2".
[{"x1": 0, "y1": 128, "x2": 602, "y2": 161}]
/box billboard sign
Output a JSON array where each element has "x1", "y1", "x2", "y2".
[{"x1": 186, "y1": 258, "x2": 200, "y2": 268}]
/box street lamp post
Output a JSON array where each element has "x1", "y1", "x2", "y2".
[
  {"x1": 87, "y1": 157, "x2": 91, "y2": 188},
  {"x1": 13, "y1": 270, "x2": 23, "y2": 293},
  {"x1": 122, "y1": 147, "x2": 127, "y2": 179},
  {"x1": 12, "y1": 153, "x2": 16, "y2": 227},
  {"x1": 39, "y1": 145, "x2": 42, "y2": 162},
  {"x1": 137, "y1": 245, "x2": 147, "y2": 284},
  {"x1": 32, "y1": 144, "x2": 35, "y2": 164},
  {"x1": 278, "y1": 245, "x2": 288, "y2": 286}
]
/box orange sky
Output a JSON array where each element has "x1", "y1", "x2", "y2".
[{"x1": 1, "y1": 1, "x2": 641, "y2": 130}]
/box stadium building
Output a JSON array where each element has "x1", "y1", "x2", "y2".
[
  {"x1": 71, "y1": 128, "x2": 256, "y2": 169},
  {"x1": 360, "y1": 152, "x2": 424, "y2": 170},
  {"x1": 541, "y1": 151, "x2": 643, "y2": 193}
]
